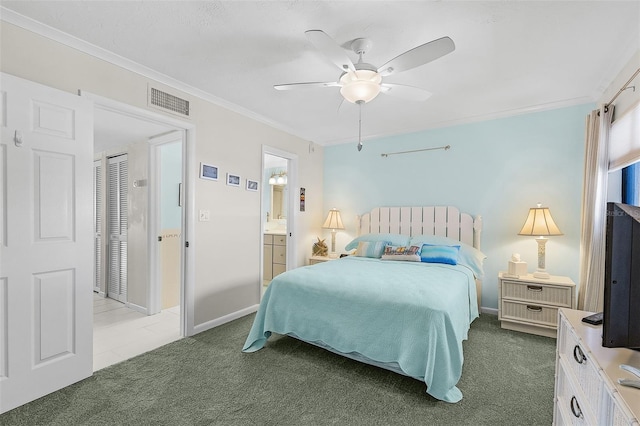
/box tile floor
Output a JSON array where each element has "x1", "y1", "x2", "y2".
[{"x1": 93, "y1": 293, "x2": 181, "y2": 372}]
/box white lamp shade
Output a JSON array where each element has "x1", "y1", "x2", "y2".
[
  {"x1": 339, "y1": 70, "x2": 382, "y2": 104},
  {"x1": 518, "y1": 205, "x2": 563, "y2": 236},
  {"x1": 322, "y1": 208, "x2": 345, "y2": 230}
]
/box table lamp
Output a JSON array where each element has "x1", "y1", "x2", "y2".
[
  {"x1": 322, "y1": 208, "x2": 344, "y2": 257},
  {"x1": 518, "y1": 203, "x2": 563, "y2": 279}
]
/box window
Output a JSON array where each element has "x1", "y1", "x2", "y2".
[{"x1": 622, "y1": 161, "x2": 640, "y2": 207}]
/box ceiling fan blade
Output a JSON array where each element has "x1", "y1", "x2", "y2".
[
  {"x1": 305, "y1": 30, "x2": 356, "y2": 72},
  {"x1": 377, "y1": 36, "x2": 455, "y2": 77},
  {"x1": 380, "y1": 83, "x2": 432, "y2": 101},
  {"x1": 274, "y1": 82, "x2": 340, "y2": 91}
]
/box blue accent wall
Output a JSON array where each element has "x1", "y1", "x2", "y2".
[{"x1": 323, "y1": 104, "x2": 593, "y2": 309}]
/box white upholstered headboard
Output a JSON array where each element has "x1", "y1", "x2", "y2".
[{"x1": 357, "y1": 206, "x2": 483, "y2": 250}]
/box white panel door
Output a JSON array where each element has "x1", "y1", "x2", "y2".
[
  {"x1": 0, "y1": 73, "x2": 93, "y2": 413},
  {"x1": 107, "y1": 155, "x2": 128, "y2": 303}
]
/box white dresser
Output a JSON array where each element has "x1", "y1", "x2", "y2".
[
  {"x1": 498, "y1": 272, "x2": 576, "y2": 338},
  {"x1": 554, "y1": 309, "x2": 640, "y2": 425}
]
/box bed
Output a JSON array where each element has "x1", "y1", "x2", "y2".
[{"x1": 243, "y1": 206, "x2": 484, "y2": 403}]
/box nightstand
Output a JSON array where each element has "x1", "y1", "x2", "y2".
[
  {"x1": 308, "y1": 255, "x2": 338, "y2": 265},
  {"x1": 498, "y1": 272, "x2": 576, "y2": 338}
]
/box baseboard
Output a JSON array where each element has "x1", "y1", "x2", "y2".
[
  {"x1": 126, "y1": 302, "x2": 148, "y2": 315},
  {"x1": 193, "y1": 304, "x2": 259, "y2": 335},
  {"x1": 480, "y1": 307, "x2": 498, "y2": 315}
]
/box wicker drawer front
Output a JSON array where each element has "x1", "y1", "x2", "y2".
[
  {"x1": 501, "y1": 300, "x2": 559, "y2": 327},
  {"x1": 503, "y1": 280, "x2": 572, "y2": 307},
  {"x1": 558, "y1": 317, "x2": 603, "y2": 412},
  {"x1": 610, "y1": 393, "x2": 638, "y2": 426},
  {"x1": 556, "y1": 358, "x2": 597, "y2": 425}
]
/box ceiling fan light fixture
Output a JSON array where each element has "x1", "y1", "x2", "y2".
[{"x1": 339, "y1": 70, "x2": 382, "y2": 103}]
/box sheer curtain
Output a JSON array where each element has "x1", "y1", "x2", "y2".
[{"x1": 578, "y1": 106, "x2": 613, "y2": 311}]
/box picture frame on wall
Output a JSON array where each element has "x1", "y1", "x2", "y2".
[
  {"x1": 199, "y1": 162, "x2": 219, "y2": 181},
  {"x1": 226, "y1": 173, "x2": 241, "y2": 187},
  {"x1": 246, "y1": 179, "x2": 258, "y2": 191}
]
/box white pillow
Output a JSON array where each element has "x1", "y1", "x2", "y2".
[
  {"x1": 354, "y1": 241, "x2": 387, "y2": 258},
  {"x1": 345, "y1": 233, "x2": 410, "y2": 251}
]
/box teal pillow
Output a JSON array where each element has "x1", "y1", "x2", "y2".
[
  {"x1": 345, "y1": 233, "x2": 410, "y2": 251},
  {"x1": 410, "y1": 235, "x2": 486, "y2": 278},
  {"x1": 354, "y1": 241, "x2": 388, "y2": 258},
  {"x1": 420, "y1": 244, "x2": 460, "y2": 265}
]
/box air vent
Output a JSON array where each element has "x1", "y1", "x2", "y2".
[{"x1": 148, "y1": 87, "x2": 190, "y2": 117}]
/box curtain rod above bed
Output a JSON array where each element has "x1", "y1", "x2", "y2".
[
  {"x1": 381, "y1": 145, "x2": 450, "y2": 158},
  {"x1": 603, "y1": 67, "x2": 639, "y2": 113}
]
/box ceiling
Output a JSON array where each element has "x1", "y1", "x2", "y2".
[{"x1": 3, "y1": 1, "x2": 639, "y2": 146}]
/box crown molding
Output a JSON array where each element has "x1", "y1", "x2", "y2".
[{"x1": 0, "y1": 7, "x2": 307, "y2": 142}]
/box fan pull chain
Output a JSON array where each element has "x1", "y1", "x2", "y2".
[{"x1": 357, "y1": 100, "x2": 363, "y2": 151}]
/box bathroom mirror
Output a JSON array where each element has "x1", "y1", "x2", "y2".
[
  {"x1": 271, "y1": 184, "x2": 286, "y2": 221},
  {"x1": 263, "y1": 154, "x2": 288, "y2": 231}
]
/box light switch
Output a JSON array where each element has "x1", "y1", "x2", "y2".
[{"x1": 199, "y1": 209, "x2": 210, "y2": 222}]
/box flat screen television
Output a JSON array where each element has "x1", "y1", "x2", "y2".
[{"x1": 602, "y1": 202, "x2": 640, "y2": 349}]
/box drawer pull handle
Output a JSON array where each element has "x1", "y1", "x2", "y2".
[
  {"x1": 527, "y1": 285, "x2": 543, "y2": 292},
  {"x1": 570, "y1": 396, "x2": 583, "y2": 419},
  {"x1": 526, "y1": 305, "x2": 542, "y2": 312},
  {"x1": 573, "y1": 345, "x2": 586, "y2": 364}
]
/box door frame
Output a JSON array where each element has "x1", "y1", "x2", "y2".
[
  {"x1": 261, "y1": 146, "x2": 298, "y2": 296},
  {"x1": 80, "y1": 91, "x2": 196, "y2": 337}
]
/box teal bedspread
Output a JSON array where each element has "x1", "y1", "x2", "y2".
[{"x1": 242, "y1": 256, "x2": 479, "y2": 402}]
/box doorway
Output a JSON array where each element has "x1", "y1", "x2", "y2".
[
  {"x1": 86, "y1": 92, "x2": 194, "y2": 369},
  {"x1": 261, "y1": 147, "x2": 298, "y2": 295}
]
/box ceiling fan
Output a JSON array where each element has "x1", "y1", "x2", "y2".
[{"x1": 275, "y1": 30, "x2": 455, "y2": 150}]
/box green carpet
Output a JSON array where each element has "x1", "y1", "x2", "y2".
[{"x1": 1, "y1": 314, "x2": 556, "y2": 425}]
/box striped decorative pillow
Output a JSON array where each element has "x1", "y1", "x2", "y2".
[
  {"x1": 354, "y1": 241, "x2": 388, "y2": 258},
  {"x1": 381, "y1": 245, "x2": 422, "y2": 262},
  {"x1": 420, "y1": 244, "x2": 460, "y2": 265}
]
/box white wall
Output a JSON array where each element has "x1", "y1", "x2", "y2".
[{"x1": 1, "y1": 21, "x2": 324, "y2": 330}]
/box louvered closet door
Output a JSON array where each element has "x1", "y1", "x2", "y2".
[
  {"x1": 107, "y1": 155, "x2": 128, "y2": 303},
  {"x1": 94, "y1": 160, "x2": 102, "y2": 293}
]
